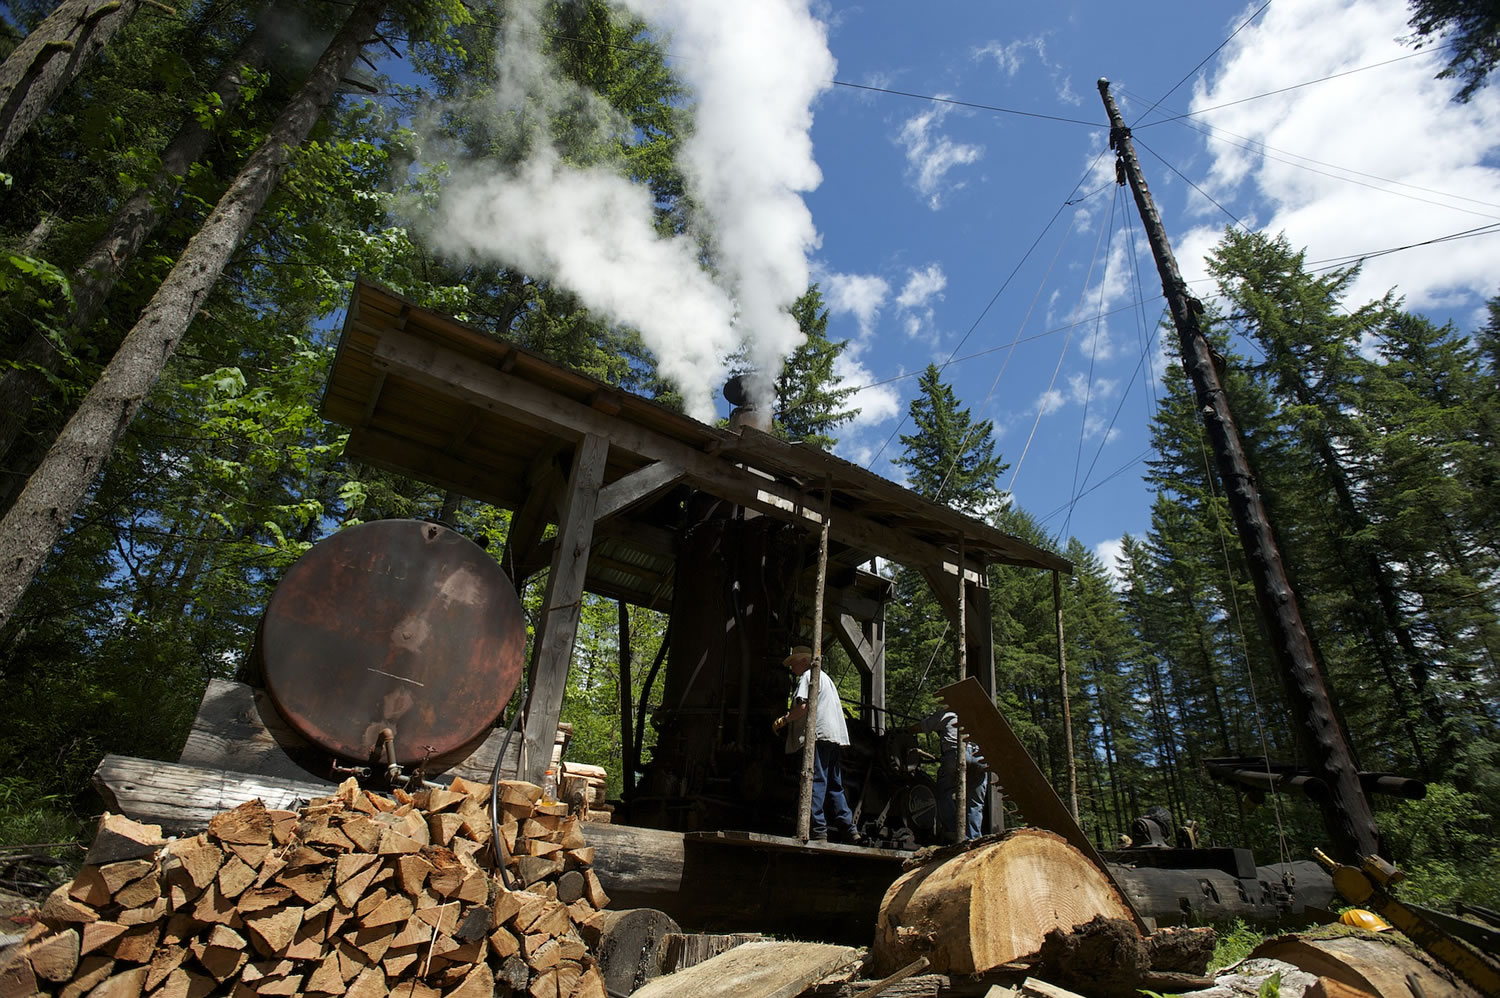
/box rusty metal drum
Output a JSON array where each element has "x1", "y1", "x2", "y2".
[{"x1": 258, "y1": 519, "x2": 525, "y2": 766}]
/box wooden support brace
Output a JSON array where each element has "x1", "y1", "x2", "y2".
[
  {"x1": 594, "y1": 460, "x2": 684, "y2": 522},
  {"x1": 521, "y1": 433, "x2": 608, "y2": 784},
  {"x1": 500, "y1": 445, "x2": 566, "y2": 584}
]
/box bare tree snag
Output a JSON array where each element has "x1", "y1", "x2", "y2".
[
  {"x1": 0, "y1": 0, "x2": 387, "y2": 631},
  {"x1": 0, "y1": 0, "x2": 142, "y2": 165},
  {"x1": 873, "y1": 829, "x2": 1136, "y2": 976}
]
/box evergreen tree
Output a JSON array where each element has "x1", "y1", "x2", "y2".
[
  {"x1": 1407, "y1": 0, "x2": 1500, "y2": 101},
  {"x1": 772, "y1": 285, "x2": 859, "y2": 449},
  {"x1": 894, "y1": 364, "x2": 1008, "y2": 516}
]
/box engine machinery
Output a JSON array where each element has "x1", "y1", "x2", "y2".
[{"x1": 251, "y1": 516, "x2": 948, "y2": 848}]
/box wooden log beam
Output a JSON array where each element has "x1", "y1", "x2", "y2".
[
  {"x1": 522, "y1": 433, "x2": 608, "y2": 785},
  {"x1": 499, "y1": 443, "x2": 566, "y2": 584},
  {"x1": 595, "y1": 460, "x2": 685, "y2": 522},
  {"x1": 873, "y1": 830, "x2": 1136, "y2": 976},
  {"x1": 369, "y1": 330, "x2": 958, "y2": 573},
  {"x1": 919, "y1": 566, "x2": 994, "y2": 697},
  {"x1": 830, "y1": 611, "x2": 886, "y2": 734}
]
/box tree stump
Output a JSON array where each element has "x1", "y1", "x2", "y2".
[{"x1": 873, "y1": 828, "x2": 1136, "y2": 975}]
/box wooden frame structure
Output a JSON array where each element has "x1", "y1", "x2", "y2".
[{"x1": 323, "y1": 280, "x2": 1072, "y2": 786}]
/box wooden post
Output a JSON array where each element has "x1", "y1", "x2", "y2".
[
  {"x1": 522, "y1": 433, "x2": 608, "y2": 784},
  {"x1": 1098, "y1": 78, "x2": 1380, "y2": 860},
  {"x1": 869, "y1": 605, "x2": 886, "y2": 734},
  {"x1": 1054, "y1": 571, "x2": 1079, "y2": 822},
  {"x1": 796, "y1": 478, "x2": 834, "y2": 841},
  {"x1": 955, "y1": 536, "x2": 967, "y2": 844},
  {"x1": 618, "y1": 598, "x2": 634, "y2": 797}
]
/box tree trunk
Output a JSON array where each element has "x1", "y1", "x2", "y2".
[
  {"x1": 0, "y1": 0, "x2": 141, "y2": 165},
  {"x1": 872, "y1": 828, "x2": 1137, "y2": 976},
  {"x1": 0, "y1": 8, "x2": 281, "y2": 482},
  {"x1": 0, "y1": 0, "x2": 386, "y2": 631}
]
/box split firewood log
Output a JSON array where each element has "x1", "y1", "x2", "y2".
[{"x1": 15, "y1": 774, "x2": 620, "y2": 998}]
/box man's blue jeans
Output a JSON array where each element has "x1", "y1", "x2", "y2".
[
  {"x1": 936, "y1": 746, "x2": 986, "y2": 839},
  {"x1": 812, "y1": 740, "x2": 856, "y2": 835}
]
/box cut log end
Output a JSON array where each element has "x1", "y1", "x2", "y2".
[{"x1": 874, "y1": 828, "x2": 1136, "y2": 976}]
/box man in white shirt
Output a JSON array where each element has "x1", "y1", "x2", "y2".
[{"x1": 773, "y1": 645, "x2": 866, "y2": 844}]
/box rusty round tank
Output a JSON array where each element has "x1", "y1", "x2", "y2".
[{"x1": 258, "y1": 519, "x2": 524, "y2": 767}]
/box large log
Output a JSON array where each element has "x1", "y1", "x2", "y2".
[
  {"x1": 873, "y1": 829, "x2": 1136, "y2": 976},
  {"x1": 1251, "y1": 932, "x2": 1465, "y2": 997},
  {"x1": 578, "y1": 908, "x2": 680, "y2": 996},
  {"x1": 95, "y1": 755, "x2": 1335, "y2": 944}
]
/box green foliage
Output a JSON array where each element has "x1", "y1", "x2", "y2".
[
  {"x1": 894, "y1": 364, "x2": 1008, "y2": 515},
  {"x1": 1208, "y1": 919, "x2": 1266, "y2": 972},
  {"x1": 0, "y1": 776, "x2": 86, "y2": 853},
  {"x1": 0, "y1": 0, "x2": 697, "y2": 822},
  {"x1": 771, "y1": 285, "x2": 860, "y2": 449},
  {"x1": 1407, "y1": 0, "x2": 1500, "y2": 101},
  {"x1": 1377, "y1": 783, "x2": 1500, "y2": 907}
]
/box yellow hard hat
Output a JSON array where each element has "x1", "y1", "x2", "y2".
[{"x1": 1340, "y1": 908, "x2": 1392, "y2": 932}]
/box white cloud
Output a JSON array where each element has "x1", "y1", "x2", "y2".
[
  {"x1": 1176, "y1": 0, "x2": 1500, "y2": 311},
  {"x1": 833, "y1": 347, "x2": 901, "y2": 428},
  {"x1": 1094, "y1": 537, "x2": 1126, "y2": 588},
  {"x1": 896, "y1": 263, "x2": 947, "y2": 308},
  {"x1": 973, "y1": 37, "x2": 1045, "y2": 78},
  {"x1": 896, "y1": 104, "x2": 983, "y2": 209},
  {"x1": 1037, "y1": 388, "x2": 1066, "y2": 415},
  {"x1": 821, "y1": 270, "x2": 890, "y2": 336},
  {"x1": 1067, "y1": 372, "x2": 1118, "y2": 406},
  {"x1": 809, "y1": 266, "x2": 901, "y2": 446}
]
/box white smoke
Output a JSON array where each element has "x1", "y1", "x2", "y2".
[
  {"x1": 622, "y1": 0, "x2": 835, "y2": 404},
  {"x1": 423, "y1": 0, "x2": 835, "y2": 421}
]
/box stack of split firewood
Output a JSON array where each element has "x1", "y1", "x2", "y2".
[
  {"x1": 0, "y1": 775, "x2": 614, "y2": 998},
  {"x1": 556, "y1": 766, "x2": 609, "y2": 825}
]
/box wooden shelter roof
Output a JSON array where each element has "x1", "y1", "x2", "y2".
[{"x1": 322, "y1": 280, "x2": 1071, "y2": 608}]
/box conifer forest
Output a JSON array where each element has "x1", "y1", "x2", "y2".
[{"x1": 0, "y1": 0, "x2": 1495, "y2": 912}]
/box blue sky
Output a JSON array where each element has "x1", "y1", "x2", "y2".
[
  {"x1": 750, "y1": 0, "x2": 1500, "y2": 570},
  {"x1": 403, "y1": 0, "x2": 1500, "y2": 571}
]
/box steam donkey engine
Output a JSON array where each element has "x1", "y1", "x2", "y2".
[{"x1": 250, "y1": 514, "x2": 943, "y2": 848}]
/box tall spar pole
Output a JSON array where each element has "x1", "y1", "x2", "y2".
[
  {"x1": 955, "y1": 536, "x2": 968, "y2": 844},
  {"x1": 1097, "y1": 79, "x2": 1380, "y2": 860},
  {"x1": 796, "y1": 478, "x2": 834, "y2": 840}
]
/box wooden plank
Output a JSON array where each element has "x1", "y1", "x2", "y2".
[
  {"x1": 852, "y1": 957, "x2": 929, "y2": 998},
  {"x1": 346, "y1": 426, "x2": 523, "y2": 511},
  {"x1": 1020, "y1": 980, "x2": 1088, "y2": 998},
  {"x1": 834, "y1": 614, "x2": 874, "y2": 676},
  {"x1": 629, "y1": 941, "x2": 861, "y2": 998},
  {"x1": 682, "y1": 831, "x2": 906, "y2": 862},
  {"x1": 522, "y1": 433, "x2": 608, "y2": 784},
  {"x1": 177, "y1": 680, "x2": 323, "y2": 783}
]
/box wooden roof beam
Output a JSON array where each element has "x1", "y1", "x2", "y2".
[{"x1": 369, "y1": 329, "x2": 963, "y2": 574}]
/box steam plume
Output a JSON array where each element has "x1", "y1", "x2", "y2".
[{"x1": 423, "y1": 0, "x2": 834, "y2": 421}]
